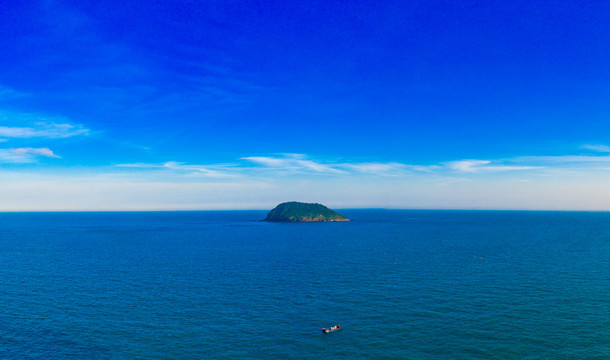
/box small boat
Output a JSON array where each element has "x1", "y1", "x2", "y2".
[{"x1": 322, "y1": 324, "x2": 342, "y2": 333}]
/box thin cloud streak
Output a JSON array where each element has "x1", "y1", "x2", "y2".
[
  {"x1": 243, "y1": 154, "x2": 426, "y2": 176},
  {"x1": 243, "y1": 155, "x2": 346, "y2": 174},
  {"x1": 581, "y1": 144, "x2": 610, "y2": 153},
  {"x1": 0, "y1": 122, "x2": 89, "y2": 139},
  {"x1": 119, "y1": 155, "x2": 411, "y2": 177},
  {"x1": 0, "y1": 147, "x2": 60, "y2": 163},
  {"x1": 117, "y1": 161, "x2": 234, "y2": 177},
  {"x1": 118, "y1": 154, "x2": 546, "y2": 178},
  {"x1": 446, "y1": 160, "x2": 538, "y2": 173},
  {"x1": 116, "y1": 147, "x2": 610, "y2": 182},
  {"x1": 341, "y1": 162, "x2": 409, "y2": 176},
  {"x1": 245, "y1": 154, "x2": 540, "y2": 176},
  {"x1": 162, "y1": 161, "x2": 234, "y2": 177}
]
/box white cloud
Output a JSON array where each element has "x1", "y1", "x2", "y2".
[
  {"x1": 446, "y1": 159, "x2": 537, "y2": 173},
  {"x1": 243, "y1": 155, "x2": 441, "y2": 176},
  {"x1": 119, "y1": 155, "x2": 417, "y2": 178},
  {"x1": 243, "y1": 154, "x2": 345, "y2": 174},
  {"x1": 0, "y1": 122, "x2": 89, "y2": 139},
  {"x1": 581, "y1": 144, "x2": 610, "y2": 153},
  {"x1": 161, "y1": 161, "x2": 234, "y2": 177},
  {"x1": 12, "y1": 147, "x2": 60, "y2": 158},
  {"x1": 243, "y1": 156, "x2": 287, "y2": 167},
  {"x1": 119, "y1": 151, "x2": 610, "y2": 183},
  {"x1": 0, "y1": 147, "x2": 61, "y2": 163},
  {"x1": 342, "y1": 162, "x2": 408, "y2": 175},
  {"x1": 298, "y1": 159, "x2": 345, "y2": 173},
  {"x1": 128, "y1": 154, "x2": 542, "y2": 179},
  {"x1": 446, "y1": 160, "x2": 490, "y2": 172},
  {"x1": 117, "y1": 161, "x2": 234, "y2": 178}
]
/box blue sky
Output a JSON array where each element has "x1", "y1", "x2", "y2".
[{"x1": 1, "y1": 0, "x2": 610, "y2": 210}]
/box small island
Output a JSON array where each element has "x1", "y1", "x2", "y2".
[{"x1": 263, "y1": 201, "x2": 350, "y2": 222}]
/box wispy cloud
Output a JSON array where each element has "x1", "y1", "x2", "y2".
[
  {"x1": 242, "y1": 154, "x2": 447, "y2": 176},
  {"x1": 0, "y1": 86, "x2": 27, "y2": 100},
  {"x1": 581, "y1": 144, "x2": 610, "y2": 153},
  {"x1": 243, "y1": 154, "x2": 346, "y2": 174},
  {"x1": 161, "y1": 161, "x2": 234, "y2": 177},
  {"x1": 0, "y1": 122, "x2": 89, "y2": 139},
  {"x1": 117, "y1": 161, "x2": 234, "y2": 177},
  {"x1": 118, "y1": 155, "x2": 418, "y2": 178},
  {"x1": 242, "y1": 154, "x2": 444, "y2": 176},
  {"x1": 446, "y1": 160, "x2": 490, "y2": 172},
  {"x1": 0, "y1": 147, "x2": 60, "y2": 163},
  {"x1": 342, "y1": 162, "x2": 409, "y2": 175},
  {"x1": 446, "y1": 159, "x2": 537, "y2": 173},
  {"x1": 115, "y1": 148, "x2": 610, "y2": 182}
]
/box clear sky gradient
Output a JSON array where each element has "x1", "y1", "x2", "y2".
[{"x1": 1, "y1": 0, "x2": 610, "y2": 210}]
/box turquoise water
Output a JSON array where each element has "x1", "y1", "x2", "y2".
[{"x1": 2, "y1": 210, "x2": 610, "y2": 359}]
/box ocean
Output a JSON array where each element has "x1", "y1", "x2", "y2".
[{"x1": 1, "y1": 210, "x2": 610, "y2": 359}]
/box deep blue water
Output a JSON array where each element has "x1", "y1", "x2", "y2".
[{"x1": 2, "y1": 210, "x2": 610, "y2": 359}]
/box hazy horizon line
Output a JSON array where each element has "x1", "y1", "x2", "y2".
[{"x1": 1, "y1": 207, "x2": 609, "y2": 213}]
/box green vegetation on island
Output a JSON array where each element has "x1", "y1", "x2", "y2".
[{"x1": 263, "y1": 201, "x2": 350, "y2": 222}]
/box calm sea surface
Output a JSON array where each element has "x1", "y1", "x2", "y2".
[{"x1": 1, "y1": 210, "x2": 610, "y2": 359}]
